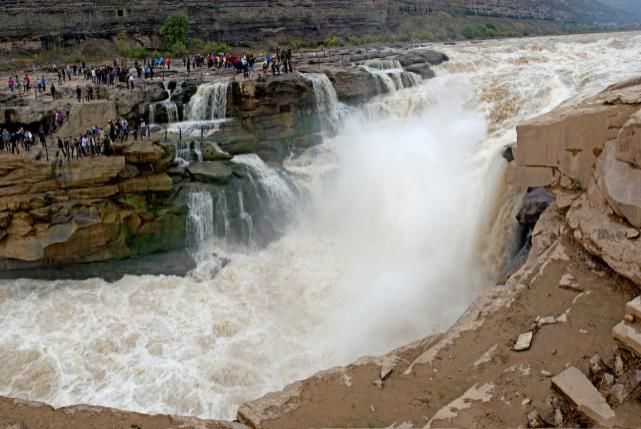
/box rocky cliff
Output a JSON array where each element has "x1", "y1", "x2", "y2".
[
  {"x1": 507, "y1": 78, "x2": 641, "y2": 286},
  {"x1": 0, "y1": 142, "x2": 185, "y2": 269},
  {"x1": 0, "y1": 0, "x2": 633, "y2": 51}
]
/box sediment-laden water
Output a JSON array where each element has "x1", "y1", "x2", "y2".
[{"x1": 2, "y1": 32, "x2": 641, "y2": 420}]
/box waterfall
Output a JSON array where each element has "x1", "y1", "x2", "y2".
[
  {"x1": 149, "y1": 82, "x2": 179, "y2": 125},
  {"x1": 304, "y1": 73, "x2": 340, "y2": 135},
  {"x1": 174, "y1": 140, "x2": 203, "y2": 162},
  {"x1": 360, "y1": 61, "x2": 422, "y2": 95},
  {"x1": 363, "y1": 59, "x2": 403, "y2": 70},
  {"x1": 232, "y1": 154, "x2": 298, "y2": 214},
  {"x1": 185, "y1": 81, "x2": 229, "y2": 121},
  {"x1": 237, "y1": 190, "x2": 256, "y2": 247},
  {"x1": 186, "y1": 191, "x2": 214, "y2": 248},
  {"x1": 213, "y1": 190, "x2": 231, "y2": 239}
]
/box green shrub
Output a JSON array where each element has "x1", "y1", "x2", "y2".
[
  {"x1": 323, "y1": 35, "x2": 345, "y2": 47},
  {"x1": 160, "y1": 14, "x2": 189, "y2": 49},
  {"x1": 115, "y1": 32, "x2": 148, "y2": 59},
  {"x1": 66, "y1": 50, "x2": 84, "y2": 63},
  {"x1": 170, "y1": 41, "x2": 188, "y2": 56},
  {"x1": 461, "y1": 27, "x2": 475, "y2": 39}
]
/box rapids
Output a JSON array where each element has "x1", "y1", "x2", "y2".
[{"x1": 3, "y1": 32, "x2": 641, "y2": 420}]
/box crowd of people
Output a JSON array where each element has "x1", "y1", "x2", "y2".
[
  {"x1": 0, "y1": 113, "x2": 153, "y2": 162},
  {"x1": 5, "y1": 45, "x2": 296, "y2": 98},
  {"x1": 53, "y1": 117, "x2": 152, "y2": 162},
  {"x1": 0, "y1": 126, "x2": 43, "y2": 154},
  {"x1": 181, "y1": 47, "x2": 294, "y2": 79},
  {"x1": 1, "y1": 44, "x2": 298, "y2": 162}
]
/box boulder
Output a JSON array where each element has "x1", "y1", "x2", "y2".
[
  {"x1": 120, "y1": 141, "x2": 175, "y2": 171},
  {"x1": 568, "y1": 194, "x2": 641, "y2": 285},
  {"x1": 395, "y1": 50, "x2": 449, "y2": 67},
  {"x1": 323, "y1": 67, "x2": 378, "y2": 105},
  {"x1": 187, "y1": 162, "x2": 234, "y2": 184},
  {"x1": 596, "y1": 141, "x2": 641, "y2": 228},
  {"x1": 502, "y1": 144, "x2": 515, "y2": 162},
  {"x1": 517, "y1": 188, "x2": 556, "y2": 226},
  {"x1": 616, "y1": 108, "x2": 641, "y2": 169},
  {"x1": 201, "y1": 141, "x2": 233, "y2": 162},
  {"x1": 215, "y1": 127, "x2": 260, "y2": 156},
  {"x1": 146, "y1": 81, "x2": 170, "y2": 103},
  {"x1": 403, "y1": 63, "x2": 434, "y2": 79}
]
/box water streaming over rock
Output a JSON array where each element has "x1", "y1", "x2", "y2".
[
  {"x1": 185, "y1": 81, "x2": 229, "y2": 121},
  {"x1": 4, "y1": 32, "x2": 641, "y2": 421},
  {"x1": 186, "y1": 191, "x2": 215, "y2": 248},
  {"x1": 232, "y1": 154, "x2": 299, "y2": 215},
  {"x1": 360, "y1": 59, "x2": 422, "y2": 94},
  {"x1": 149, "y1": 82, "x2": 179, "y2": 125},
  {"x1": 304, "y1": 73, "x2": 340, "y2": 135}
]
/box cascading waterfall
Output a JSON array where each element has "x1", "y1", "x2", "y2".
[
  {"x1": 174, "y1": 140, "x2": 203, "y2": 162},
  {"x1": 186, "y1": 191, "x2": 214, "y2": 248},
  {"x1": 237, "y1": 190, "x2": 256, "y2": 248},
  {"x1": 304, "y1": 73, "x2": 340, "y2": 135},
  {"x1": 185, "y1": 81, "x2": 229, "y2": 121},
  {"x1": 232, "y1": 154, "x2": 299, "y2": 214},
  {"x1": 149, "y1": 82, "x2": 179, "y2": 125},
  {"x1": 363, "y1": 59, "x2": 403, "y2": 70},
  {"x1": 360, "y1": 59, "x2": 422, "y2": 94},
  {"x1": 4, "y1": 32, "x2": 641, "y2": 421}
]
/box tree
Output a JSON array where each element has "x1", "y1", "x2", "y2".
[
  {"x1": 160, "y1": 14, "x2": 189, "y2": 49},
  {"x1": 170, "y1": 41, "x2": 188, "y2": 56}
]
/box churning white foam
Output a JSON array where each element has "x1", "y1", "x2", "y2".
[{"x1": 3, "y1": 31, "x2": 641, "y2": 420}]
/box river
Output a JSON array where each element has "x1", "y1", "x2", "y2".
[{"x1": 1, "y1": 32, "x2": 641, "y2": 420}]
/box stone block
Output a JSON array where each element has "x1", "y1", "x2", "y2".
[
  {"x1": 613, "y1": 322, "x2": 641, "y2": 357},
  {"x1": 552, "y1": 367, "x2": 616, "y2": 427}
]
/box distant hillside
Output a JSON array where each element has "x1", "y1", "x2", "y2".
[
  {"x1": 598, "y1": 0, "x2": 641, "y2": 19},
  {"x1": 0, "y1": 0, "x2": 637, "y2": 57}
]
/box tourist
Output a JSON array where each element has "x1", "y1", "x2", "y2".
[
  {"x1": 56, "y1": 137, "x2": 65, "y2": 158},
  {"x1": 76, "y1": 86, "x2": 82, "y2": 103},
  {"x1": 140, "y1": 119, "x2": 146, "y2": 138},
  {"x1": 24, "y1": 129, "x2": 33, "y2": 151},
  {"x1": 55, "y1": 110, "x2": 64, "y2": 129},
  {"x1": 121, "y1": 119, "x2": 129, "y2": 141},
  {"x1": 50, "y1": 83, "x2": 56, "y2": 100},
  {"x1": 38, "y1": 124, "x2": 46, "y2": 147},
  {"x1": 1, "y1": 128, "x2": 10, "y2": 151},
  {"x1": 64, "y1": 138, "x2": 71, "y2": 159},
  {"x1": 73, "y1": 137, "x2": 81, "y2": 159},
  {"x1": 128, "y1": 74, "x2": 135, "y2": 89},
  {"x1": 7, "y1": 77, "x2": 14, "y2": 92},
  {"x1": 272, "y1": 60, "x2": 281, "y2": 76}
]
